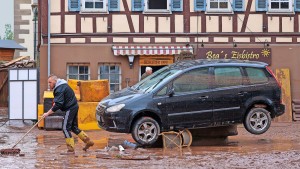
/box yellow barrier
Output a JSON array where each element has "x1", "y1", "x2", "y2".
[
  {"x1": 78, "y1": 102, "x2": 101, "y2": 130},
  {"x1": 38, "y1": 104, "x2": 44, "y2": 128},
  {"x1": 67, "y1": 79, "x2": 81, "y2": 101},
  {"x1": 78, "y1": 80, "x2": 109, "y2": 102}
]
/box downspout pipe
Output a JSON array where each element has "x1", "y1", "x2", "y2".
[{"x1": 47, "y1": 0, "x2": 51, "y2": 77}]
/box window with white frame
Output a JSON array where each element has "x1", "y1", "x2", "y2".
[
  {"x1": 81, "y1": 0, "x2": 108, "y2": 12},
  {"x1": 269, "y1": 0, "x2": 292, "y2": 13},
  {"x1": 207, "y1": 0, "x2": 233, "y2": 13},
  {"x1": 99, "y1": 64, "x2": 121, "y2": 93},
  {"x1": 144, "y1": 0, "x2": 171, "y2": 13},
  {"x1": 67, "y1": 65, "x2": 90, "y2": 80}
]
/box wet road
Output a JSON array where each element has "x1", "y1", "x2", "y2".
[{"x1": 1, "y1": 121, "x2": 300, "y2": 169}]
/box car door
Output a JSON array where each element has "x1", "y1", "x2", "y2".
[
  {"x1": 164, "y1": 67, "x2": 213, "y2": 127},
  {"x1": 211, "y1": 66, "x2": 246, "y2": 123}
]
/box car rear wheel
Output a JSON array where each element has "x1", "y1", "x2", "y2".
[
  {"x1": 131, "y1": 117, "x2": 160, "y2": 146},
  {"x1": 244, "y1": 108, "x2": 271, "y2": 135}
]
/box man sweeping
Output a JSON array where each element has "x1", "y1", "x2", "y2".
[{"x1": 43, "y1": 75, "x2": 94, "y2": 154}]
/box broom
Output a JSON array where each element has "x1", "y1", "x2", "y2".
[{"x1": 0, "y1": 116, "x2": 45, "y2": 155}]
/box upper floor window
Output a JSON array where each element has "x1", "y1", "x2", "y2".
[
  {"x1": 132, "y1": 0, "x2": 183, "y2": 13},
  {"x1": 81, "y1": 0, "x2": 107, "y2": 12},
  {"x1": 195, "y1": 0, "x2": 244, "y2": 12},
  {"x1": 67, "y1": 64, "x2": 90, "y2": 80},
  {"x1": 256, "y1": 0, "x2": 296, "y2": 13},
  {"x1": 68, "y1": 0, "x2": 120, "y2": 12}
]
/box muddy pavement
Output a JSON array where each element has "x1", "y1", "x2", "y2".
[{"x1": 1, "y1": 119, "x2": 300, "y2": 168}]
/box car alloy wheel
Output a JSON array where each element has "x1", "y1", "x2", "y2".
[
  {"x1": 244, "y1": 108, "x2": 271, "y2": 135},
  {"x1": 131, "y1": 117, "x2": 160, "y2": 146}
]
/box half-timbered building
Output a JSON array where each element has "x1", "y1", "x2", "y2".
[{"x1": 38, "y1": 0, "x2": 300, "y2": 120}]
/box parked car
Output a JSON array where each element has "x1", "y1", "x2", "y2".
[{"x1": 96, "y1": 59, "x2": 285, "y2": 146}]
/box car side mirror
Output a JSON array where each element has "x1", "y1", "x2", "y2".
[{"x1": 167, "y1": 88, "x2": 174, "y2": 97}]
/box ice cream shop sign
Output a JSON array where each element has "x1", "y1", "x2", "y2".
[{"x1": 197, "y1": 48, "x2": 272, "y2": 65}]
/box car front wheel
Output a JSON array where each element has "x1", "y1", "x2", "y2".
[
  {"x1": 244, "y1": 108, "x2": 271, "y2": 135},
  {"x1": 131, "y1": 117, "x2": 160, "y2": 146}
]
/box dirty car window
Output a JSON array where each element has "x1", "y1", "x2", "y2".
[{"x1": 132, "y1": 67, "x2": 179, "y2": 93}]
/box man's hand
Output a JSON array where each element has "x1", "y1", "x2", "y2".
[{"x1": 43, "y1": 110, "x2": 54, "y2": 118}]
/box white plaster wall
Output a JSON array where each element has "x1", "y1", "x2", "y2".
[
  {"x1": 190, "y1": 16, "x2": 201, "y2": 33},
  {"x1": 113, "y1": 15, "x2": 130, "y2": 32},
  {"x1": 158, "y1": 17, "x2": 170, "y2": 33},
  {"x1": 113, "y1": 37, "x2": 129, "y2": 42},
  {"x1": 133, "y1": 38, "x2": 151, "y2": 43},
  {"x1": 71, "y1": 38, "x2": 86, "y2": 43},
  {"x1": 276, "y1": 37, "x2": 293, "y2": 42},
  {"x1": 268, "y1": 17, "x2": 280, "y2": 32},
  {"x1": 176, "y1": 37, "x2": 190, "y2": 42},
  {"x1": 282, "y1": 17, "x2": 294, "y2": 32},
  {"x1": 144, "y1": 16, "x2": 156, "y2": 33},
  {"x1": 50, "y1": 16, "x2": 61, "y2": 33},
  {"x1": 65, "y1": 0, "x2": 68, "y2": 12},
  {"x1": 175, "y1": 15, "x2": 184, "y2": 33},
  {"x1": 51, "y1": 38, "x2": 66, "y2": 43},
  {"x1": 214, "y1": 37, "x2": 229, "y2": 42},
  {"x1": 222, "y1": 16, "x2": 233, "y2": 32},
  {"x1": 131, "y1": 15, "x2": 139, "y2": 32},
  {"x1": 51, "y1": 0, "x2": 61, "y2": 13},
  {"x1": 246, "y1": 14, "x2": 263, "y2": 32},
  {"x1": 65, "y1": 15, "x2": 76, "y2": 33},
  {"x1": 255, "y1": 37, "x2": 271, "y2": 42},
  {"x1": 155, "y1": 38, "x2": 171, "y2": 43},
  {"x1": 81, "y1": 17, "x2": 93, "y2": 33},
  {"x1": 206, "y1": 16, "x2": 218, "y2": 32},
  {"x1": 91, "y1": 38, "x2": 107, "y2": 42},
  {"x1": 233, "y1": 37, "x2": 251, "y2": 43},
  {"x1": 96, "y1": 17, "x2": 108, "y2": 32},
  {"x1": 237, "y1": 14, "x2": 245, "y2": 32}
]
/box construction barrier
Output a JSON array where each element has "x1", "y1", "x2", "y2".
[
  {"x1": 78, "y1": 80, "x2": 109, "y2": 102},
  {"x1": 78, "y1": 102, "x2": 100, "y2": 130}
]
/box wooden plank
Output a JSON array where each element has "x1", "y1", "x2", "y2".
[
  {"x1": 275, "y1": 69, "x2": 292, "y2": 122},
  {"x1": 0, "y1": 56, "x2": 29, "y2": 68}
]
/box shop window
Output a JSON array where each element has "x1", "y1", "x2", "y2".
[
  {"x1": 68, "y1": 0, "x2": 120, "y2": 12},
  {"x1": 67, "y1": 65, "x2": 90, "y2": 80},
  {"x1": 99, "y1": 64, "x2": 121, "y2": 93}
]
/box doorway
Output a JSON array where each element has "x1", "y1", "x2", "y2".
[{"x1": 140, "y1": 66, "x2": 165, "y2": 79}]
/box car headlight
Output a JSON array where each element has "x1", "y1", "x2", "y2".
[{"x1": 107, "y1": 104, "x2": 125, "y2": 113}]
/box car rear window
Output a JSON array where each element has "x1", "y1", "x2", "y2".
[
  {"x1": 214, "y1": 67, "x2": 243, "y2": 88},
  {"x1": 245, "y1": 67, "x2": 268, "y2": 84}
]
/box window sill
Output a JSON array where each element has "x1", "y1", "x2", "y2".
[
  {"x1": 143, "y1": 10, "x2": 171, "y2": 14},
  {"x1": 80, "y1": 10, "x2": 109, "y2": 14},
  {"x1": 266, "y1": 11, "x2": 295, "y2": 15},
  {"x1": 205, "y1": 11, "x2": 234, "y2": 15}
]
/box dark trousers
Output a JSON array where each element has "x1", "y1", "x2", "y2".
[{"x1": 62, "y1": 106, "x2": 81, "y2": 138}]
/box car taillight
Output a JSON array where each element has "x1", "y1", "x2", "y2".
[{"x1": 266, "y1": 66, "x2": 282, "y2": 103}]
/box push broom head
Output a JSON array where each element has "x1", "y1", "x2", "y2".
[{"x1": 0, "y1": 148, "x2": 21, "y2": 155}]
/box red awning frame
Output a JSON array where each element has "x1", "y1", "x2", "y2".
[{"x1": 112, "y1": 45, "x2": 193, "y2": 56}]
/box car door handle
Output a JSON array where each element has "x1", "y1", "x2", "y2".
[
  {"x1": 238, "y1": 92, "x2": 248, "y2": 96},
  {"x1": 199, "y1": 96, "x2": 209, "y2": 99}
]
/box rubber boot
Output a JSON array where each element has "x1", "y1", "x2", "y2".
[
  {"x1": 60, "y1": 138, "x2": 75, "y2": 155},
  {"x1": 78, "y1": 131, "x2": 94, "y2": 151}
]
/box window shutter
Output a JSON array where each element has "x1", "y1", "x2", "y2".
[
  {"x1": 194, "y1": 0, "x2": 206, "y2": 11},
  {"x1": 233, "y1": 0, "x2": 244, "y2": 11},
  {"x1": 68, "y1": 0, "x2": 80, "y2": 11},
  {"x1": 295, "y1": 0, "x2": 300, "y2": 12},
  {"x1": 132, "y1": 0, "x2": 144, "y2": 11},
  {"x1": 256, "y1": 0, "x2": 267, "y2": 11},
  {"x1": 109, "y1": 0, "x2": 120, "y2": 11},
  {"x1": 172, "y1": 0, "x2": 183, "y2": 11}
]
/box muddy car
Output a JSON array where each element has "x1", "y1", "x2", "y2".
[{"x1": 96, "y1": 59, "x2": 285, "y2": 146}]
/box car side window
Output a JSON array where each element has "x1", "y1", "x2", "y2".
[
  {"x1": 214, "y1": 67, "x2": 242, "y2": 88},
  {"x1": 245, "y1": 67, "x2": 268, "y2": 84},
  {"x1": 173, "y1": 67, "x2": 210, "y2": 93},
  {"x1": 156, "y1": 86, "x2": 168, "y2": 96}
]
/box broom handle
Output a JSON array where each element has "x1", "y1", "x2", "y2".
[{"x1": 12, "y1": 116, "x2": 45, "y2": 149}]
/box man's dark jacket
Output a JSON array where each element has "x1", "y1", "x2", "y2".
[{"x1": 51, "y1": 79, "x2": 78, "y2": 112}]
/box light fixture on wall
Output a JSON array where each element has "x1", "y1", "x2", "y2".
[
  {"x1": 264, "y1": 40, "x2": 270, "y2": 48},
  {"x1": 233, "y1": 40, "x2": 237, "y2": 48},
  {"x1": 201, "y1": 40, "x2": 204, "y2": 47},
  {"x1": 128, "y1": 55, "x2": 135, "y2": 69}
]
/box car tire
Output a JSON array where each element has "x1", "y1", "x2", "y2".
[
  {"x1": 244, "y1": 108, "x2": 271, "y2": 135},
  {"x1": 131, "y1": 117, "x2": 160, "y2": 146}
]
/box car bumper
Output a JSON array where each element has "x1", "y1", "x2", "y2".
[
  {"x1": 275, "y1": 103, "x2": 285, "y2": 117},
  {"x1": 96, "y1": 106, "x2": 130, "y2": 133}
]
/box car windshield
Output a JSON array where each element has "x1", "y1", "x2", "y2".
[{"x1": 132, "y1": 66, "x2": 180, "y2": 93}]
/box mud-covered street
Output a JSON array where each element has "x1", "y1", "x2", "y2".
[{"x1": 1, "y1": 109, "x2": 300, "y2": 169}]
